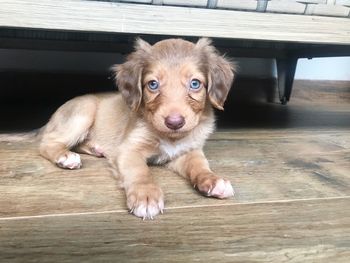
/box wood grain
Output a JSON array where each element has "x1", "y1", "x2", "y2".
[
  {"x1": 0, "y1": 0, "x2": 350, "y2": 44},
  {"x1": 1, "y1": 128, "x2": 349, "y2": 218},
  {"x1": 267, "y1": 0, "x2": 306, "y2": 14},
  {"x1": 0, "y1": 79, "x2": 349, "y2": 261},
  {"x1": 0, "y1": 198, "x2": 349, "y2": 262}
]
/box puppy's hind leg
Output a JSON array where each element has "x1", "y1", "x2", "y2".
[{"x1": 39, "y1": 97, "x2": 97, "y2": 169}]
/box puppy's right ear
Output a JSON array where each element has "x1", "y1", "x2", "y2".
[
  {"x1": 196, "y1": 38, "x2": 236, "y2": 111},
  {"x1": 112, "y1": 38, "x2": 152, "y2": 111}
]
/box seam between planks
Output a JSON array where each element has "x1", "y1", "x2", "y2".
[{"x1": 0, "y1": 195, "x2": 349, "y2": 221}]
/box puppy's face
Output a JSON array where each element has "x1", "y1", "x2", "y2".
[
  {"x1": 141, "y1": 58, "x2": 207, "y2": 138},
  {"x1": 115, "y1": 38, "x2": 236, "y2": 139}
]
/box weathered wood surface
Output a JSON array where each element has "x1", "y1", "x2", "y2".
[
  {"x1": 1, "y1": 129, "x2": 349, "y2": 218},
  {"x1": 109, "y1": 0, "x2": 350, "y2": 17},
  {"x1": 0, "y1": 198, "x2": 349, "y2": 262},
  {"x1": 0, "y1": 0, "x2": 350, "y2": 44},
  {"x1": 0, "y1": 79, "x2": 350, "y2": 262},
  {"x1": 0, "y1": 127, "x2": 349, "y2": 262}
]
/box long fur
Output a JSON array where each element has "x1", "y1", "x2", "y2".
[{"x1": 5, "y1": 38, "x2": 237, "y2": 219}]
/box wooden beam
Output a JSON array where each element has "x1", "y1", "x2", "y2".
[{"x1": 0, "y1": 0, "x2": 350, "y2": 45}]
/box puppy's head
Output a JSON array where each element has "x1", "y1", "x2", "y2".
[{"x1": 114, "y1": 38, "x2": 236, "y2": 138}]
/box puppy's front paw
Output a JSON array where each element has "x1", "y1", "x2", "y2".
[
  {"x1": 195, "y1": 174, "x2": 234, "y2": 199},
  {"x1": 127, "y1": 183, "x2": 164, "y2": 220},
  {"x1": 56, "y1": 152, "x2": 82, "y2": 169}
]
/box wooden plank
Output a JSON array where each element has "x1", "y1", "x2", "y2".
[
  {"x1": 205, "y1": 131, "x2": 350, "y2": 201},
  {"x1": 162, "y1": 0, "x2": 207, "y2": 7},
  {"x1": 289, "y1": 79, "x2": 350, "y2": 104},
  {"x1": 297, "y1": 0, "x2": 326, "y2": 3},
  {"x1": 336, "y1": 0, "x2": 350, "y2": 6},
  {"x1": 0, "y1": 142, "x2": 127, "y2": 217},
  {"x1": 0, "y1": 0, "x2": 350, "y2": 44},
  {"x1": 305, "y1": 3, "x2": 350, "y2": 16},
  {"x1": 0, "y1": 198, "x2": 349, "y2": 262},
  {"x1": 1, "y1": 127, "x2": 349, "y2": 218},
  {"x1": 267, "y1": 0, "x2": 306, "y2": 14},
  {"x1": 117, "y1": 0, "x2": 152, "y2": 3},
  {"x1": 216, "y1": 0, "x2": 258, "y2": 10}
]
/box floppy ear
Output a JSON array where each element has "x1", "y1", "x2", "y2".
[
  {"x1": 111, "y1": 38, "x2": 152, "y2": 111},
  {"x1": 196, "y1": 38, "x2": 236, "y2": 110}
]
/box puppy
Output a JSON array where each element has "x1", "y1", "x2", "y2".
[{"x1": 39, "y1": 38, "x2": 236, "y2": 219}]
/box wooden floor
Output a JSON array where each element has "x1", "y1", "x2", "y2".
[{"x1": 0, "y1": 80, "x2": 349, "y2": 262}]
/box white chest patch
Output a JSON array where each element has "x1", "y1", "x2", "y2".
[
  {"x1": 159, "y1": 138, "x2": 194, "y2": 159},
  {"x1": 148, "y1": 137, "x2": 199, "y2": 165},
  {"x1": 149, "y1": 122, "x2": 214, "y2": 165}
]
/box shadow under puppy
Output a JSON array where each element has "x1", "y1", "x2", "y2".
[{"x1": 39, "y1": 38, "x2": 236, "y2": 219}]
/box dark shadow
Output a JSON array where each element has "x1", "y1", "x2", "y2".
[
  {"x1": 0, "y1": 72, "x2": 114, "y2": 132},
  {"x1": 0, "y1": 72, "x2": 349, "y2": 132},
  {"x1": 217, "y1": 78, "x2": 350, "y2": 129}
]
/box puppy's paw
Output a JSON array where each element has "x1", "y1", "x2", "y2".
[
  {"x1": 76, "y1": 143, "x2": 104, "y2": 157},
  {"x1": 195, "y1": 174, "x2": 234, "y2": 199},
  {"x1": 56, "y1": 152, "x2": 82, "y2": 170},
  {"x1": 90, "y1": 145, "x2": 104, "y2": 157},
  {"x1": 127, "y1": 183, "x2": 164, "y2": 220}
]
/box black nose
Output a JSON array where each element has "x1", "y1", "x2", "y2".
[{"x1": 164, "y1": 114, "x2": 185, "y2": 130}]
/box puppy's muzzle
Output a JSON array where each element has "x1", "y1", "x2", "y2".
[{"x1": 164, "y1": 114, "x2": 185, "y2": 130}]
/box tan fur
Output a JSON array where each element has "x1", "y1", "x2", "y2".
[{"x1": 39, "y1": 38, "x2": 236, "y2": 219}]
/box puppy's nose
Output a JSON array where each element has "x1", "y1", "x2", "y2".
[{"x1": 164, "y1": 114, "x2": 185, "y2": 130}]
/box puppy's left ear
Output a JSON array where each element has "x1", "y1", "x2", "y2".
[
  {"x1": 111, "y1": 38, "x2": 152, "y2": 111},
  {"x1": 196, "y1": 38, "x2": 236, "y2": 110}
]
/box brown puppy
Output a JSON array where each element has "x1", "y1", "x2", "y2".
[{"x1": 39, "y1": 38, "x2": 236, "y2": 219}]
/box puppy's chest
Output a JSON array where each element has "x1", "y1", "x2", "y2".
[{"x1": 148, "y1": 137, "x2": 203, "y2": 165}]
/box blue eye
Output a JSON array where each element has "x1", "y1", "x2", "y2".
[
  {"x1": 148, "y1": 80, "x2": 159, "y2": 91},
  {"x1": 190, "y1": 79, "x2": 201, "y2": 90}
]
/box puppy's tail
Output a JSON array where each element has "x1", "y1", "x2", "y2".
[{"x1": 0, "y1": 128, "x2": 42, "y2": 143}]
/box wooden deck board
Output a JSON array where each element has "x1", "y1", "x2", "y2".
[
  {"x1": 0, "y1": 198, "x2": 349, "y2": 262},
  {"x1": 1, "y1": 129, "x2": 349, "y2": 218},
  {"x1": 0, "y1": 79, "x2": 349, "y2": 261},
  {"x1": 0, "y1": 0, "x2": 350, "y2": 44}
]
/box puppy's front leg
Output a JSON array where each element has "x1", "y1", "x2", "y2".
[
  {"x1": 168, "y1": 150, "x2": 234, "y2": 198},
  {"x1": 116, "y1": 152, "x2": 164, "y2": 219}
]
